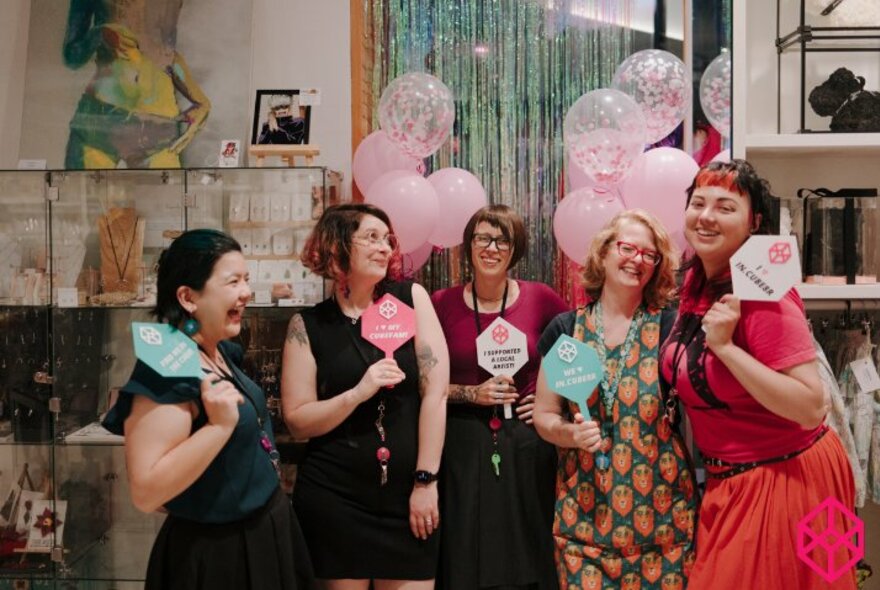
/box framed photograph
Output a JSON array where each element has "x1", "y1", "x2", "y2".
[
  {"x1": 218, "y1": 139, "x2": 241, "y2": 167},
  {"x1": 251, "y1": 90, "x2": 312, "y2": 145}
]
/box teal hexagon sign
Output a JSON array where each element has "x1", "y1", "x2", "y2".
[
  {"x1": 541, "y1": 334, "x2": 602, "y2": 418},
  {"x1": 132, "y1": 322, "x2": 202, "y2": 379}
]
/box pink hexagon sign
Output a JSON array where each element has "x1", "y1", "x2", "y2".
[
  {"x1": 796, "y1": 496, "x2": 864, "y2": 583},
  {"x1": 361, "y1": 293, "x2": 416, "y2": 358}
]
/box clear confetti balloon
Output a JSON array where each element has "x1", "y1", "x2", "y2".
[
  {"x1": 612, "y1": 49, "x2": 691, "y2": 144},
  {"x1": 563, "y1": 89, "x2": 646, "y2": 188},
  {"x1": 700, "y1": 52, "x2": 732, "y2": 137},
  {"x1": 378, "y1": 72, "x2": 456, "y2": 159}
]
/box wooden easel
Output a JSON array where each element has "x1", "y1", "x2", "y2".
[{"x1": 248, "y1": 144, "x2": 321, "y2": 167}]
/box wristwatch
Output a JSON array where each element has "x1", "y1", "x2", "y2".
[{"x1": 413, "y1": 470, "x2": 439, "y2": 485}]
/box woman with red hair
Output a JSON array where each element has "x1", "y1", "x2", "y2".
[
  {"x1": 281, "y1": 203, "x2": 449, "y2": 590},
  {"x1": 661, "y1": 160, "x2": 857, "y2": 589}
]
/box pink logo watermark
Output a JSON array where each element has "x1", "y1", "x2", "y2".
[
  {"x1": 796, "y1": 496, "x2": 864, "y2": 583},
  {"x1": 768, "y1": 241, "x2": 792, "y2": 264}
]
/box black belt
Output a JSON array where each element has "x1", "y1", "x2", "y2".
[{"x1": 702, "y1": 426, "x2": 829, "y2": 480}]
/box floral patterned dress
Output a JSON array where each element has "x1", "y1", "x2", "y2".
[{"x1": 548, "y1": 306, "x2": 697, "y2": 590}]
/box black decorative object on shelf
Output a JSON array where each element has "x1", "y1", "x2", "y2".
[
  {"x1": 775, "y1": 0, "x2": 880, "y2": 133},
  {"x1": 809, "y1": 67, "x2": 880, "y2": 131}
]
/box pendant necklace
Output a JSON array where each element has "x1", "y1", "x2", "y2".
[
  {"x1": 105, "y1": 216, "x2": 139, "y2": 289},
  {"x1": 591, "y1": 301, "x2": 644, "y2": 471},
  {"x1": 198, "y1": 346, "x2": 282, "y2": 480},
  {"x1": 340, "y1": 303, "x2": 394, "y2": 487},
  {"x1": 472, "y1": 279, "x2": 509, "y2": 479}
]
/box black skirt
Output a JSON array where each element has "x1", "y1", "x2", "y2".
[
  {"x1": 145, "y1": 487, "x2": 314, "y2": 590},
  {"x1": 438, "y1": 407, "x2": 558, "y2": 590}
]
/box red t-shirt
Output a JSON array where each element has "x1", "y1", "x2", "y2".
[{"x1": 660, "y1": 274, "x2": 821, "y2": 463}]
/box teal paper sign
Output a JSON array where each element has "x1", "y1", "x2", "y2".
[
  {"x1": 131, "y1": 322, "x2": 202, "y2": 379},
  {"x1": 541, "y1": 334, "x2": 602, "y2": 419}
]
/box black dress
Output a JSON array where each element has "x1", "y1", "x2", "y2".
[{"x1": 293, "y1": 281, "x2": 439, "y2": 580}]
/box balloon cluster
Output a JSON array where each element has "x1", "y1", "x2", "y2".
[
  {"x1": 556, "y1": 49, "x2": 729, "y2": 263},
  {"x1": 354, "y1": 73, "x2": 487, "y2": 274}
]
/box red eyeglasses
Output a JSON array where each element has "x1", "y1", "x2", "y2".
[{"x1": 616, "y1": 241, "x2": 661, "y2": 266}]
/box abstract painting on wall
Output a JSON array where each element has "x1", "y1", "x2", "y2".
[{"x1": 19, "y1": 0, "x2": 254, "y2": 169}]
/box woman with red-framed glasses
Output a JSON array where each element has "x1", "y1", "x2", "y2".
[{"x1": 534, "y1": 209, "x2": 697, "y2": 589}]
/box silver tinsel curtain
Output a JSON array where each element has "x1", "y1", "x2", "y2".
[{"x1": 363, "y1": 0, "x2": 634, "y2": 293}]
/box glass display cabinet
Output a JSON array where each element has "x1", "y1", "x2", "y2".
[{"x1": 0, "y1": 166, "x2": 338, "y2": 588}]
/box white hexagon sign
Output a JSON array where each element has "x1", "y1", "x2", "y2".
[
  {"x1": 730, "y1": 235, "x2": 801, "y2": 302},
  {"x1": 477, "y1": 317, "x2": 528, "y2": 377}
]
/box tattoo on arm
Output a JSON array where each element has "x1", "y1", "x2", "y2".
[
  {"x1": 448, "y1": 384, "x2": 477, "y2": 404},
  {"x1": 286, "y1": 314, "x2": 308, "y2": 346},
  {"x1": 416, "y1": 343, "x2": 439, "y2": 393}
]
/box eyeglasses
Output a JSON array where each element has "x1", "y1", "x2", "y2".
[
  {"x1": 472, "y1": 233, "x2": 511, "y2": 251},
  {"x1": 616, "y1": 241, "x2": 661, "y2": 266},
  {"x1": 352, "y1": 231, "x2": 399, "y2": 251}
]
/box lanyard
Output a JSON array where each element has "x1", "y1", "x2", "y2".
[{"x1": 471, "y1": 279, "x2": 509, "y2": 333}]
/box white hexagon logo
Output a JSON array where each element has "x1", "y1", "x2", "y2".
[
  {"x1": 139, "y1": 326, "x2": 163, "y2": 346},
  {"x1": 557, "y1": 341, "x2": 578, "y2": 363},
  {"x1": 379, "y1": 300, "x2": 398, "y2": 320}
]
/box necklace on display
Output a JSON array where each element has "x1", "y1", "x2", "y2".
[
  {"x1": 591, "y1": 300, "x2": 644, "y2": 471},
  {"x1": 105, "y1": 216, "x2": 139, "y2": 287}
]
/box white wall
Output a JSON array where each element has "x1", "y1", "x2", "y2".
[
  {"x1": 250, "y1": 0, "x2": 352, "y2": 194},
  {"x1": 0, "y1": 0, "x2": 30, "y2": 169},
  {"x1": 0, "y1": 0, "x2": 352, "y2": 194}
]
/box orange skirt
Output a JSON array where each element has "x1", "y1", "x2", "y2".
[{"x1": 689, "y1": 429, "x2": 858, "y2": 590}]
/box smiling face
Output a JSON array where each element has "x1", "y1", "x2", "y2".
[
  {"x1": 188, "y1": 251, "x2": 251, "y2": 344},
  {"x1": 470, "y1": 221, "x2": 513, "y2": 280},
  {"x1": 347, "y1": 214, "x2": 394, "y2": 285},
  {"x1": 602, "y1": 220, "x2": 658, "y2": 295},
  {"x1": 685, "y1": 185, "x2": 755, "y2": 276}
]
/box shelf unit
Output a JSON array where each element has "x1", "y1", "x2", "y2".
[{"x1": 0, "y1": 166, "x2": 336, "y2": 587}]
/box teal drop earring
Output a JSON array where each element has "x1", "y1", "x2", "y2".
[{"x1": 182, "y1": 315, "x2": 200, "y2": 337}]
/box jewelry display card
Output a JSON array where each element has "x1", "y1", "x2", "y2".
[
  {"x1": 229, "y1": 193, "x2": 251, "y2": 222},
  {"x1": 251, "y1": 228, "x2": 272, "y2": 256},
  {"x1": 272, "y1": 230, "x2": 295, "y2": 256},
  {"x1": 250, "y1": 194, "x2": 271, "y2": 223},
  {"x1": 270, "y1": 193, "x2": 291, "y2": 222},
  {"x1": 232, "y1": 229, "x2": 253, "y2": 256},
  {"x1": 24, "y1": 499, "x2": 67, "y2": 553}
]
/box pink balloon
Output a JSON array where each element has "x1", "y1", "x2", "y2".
[
  {"x1": 353, "y1": 130, "x2": 424, "y2": 195},
  {"x1": 553, "y1": 188, "x2": 625, "y2": 263},
  {"x1": 426, "y1": 168, "x2": 488, "y2": 247},
  {"x1": 401, "y1": 241, "x2": 435, "y2": 277},
  {"x1": 365, "y1": 171, "x2": 439, "y2": 254},
  {"x1": 711, "y1": 148, "x2": 731, "y2": 163},
  {"x1": 620, "y1": 147, "x2": 698, "y2": 241}
]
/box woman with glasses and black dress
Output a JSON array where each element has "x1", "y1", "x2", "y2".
[
  {"x1": 533, "y1": 210, "x2": 697, "y2": 589},
  {"x1": 431, "y1": 205, "x2": 568, "y2": 590},
  {"x1": 282, "y1": 203, "x2": 449, "y2": 590}
]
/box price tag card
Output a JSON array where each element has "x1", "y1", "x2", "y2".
[
  {"x1": 850, "y1": 357, "x2": 880, "y2": 394},
  {"x1": 541, "y1": 334, "x2": 602, "y2": 419},
  {"x1": 131, "y1": 322, "x2": 202, "y2": 379},
  {"x1": 730, "y1": 235, "x2": 801, "y2": 302},
  {"x1": 361, "y1": 294, "x2": 416, "y2": 358},
  {"x1": 477, "y1": 317, "x2": 528, "y2": 419},
  {"x1": 57, "y1": 288, "x2": 79, "y2": 308}
]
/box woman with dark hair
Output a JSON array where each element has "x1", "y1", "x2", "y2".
[
  {"x1": 282, "y1": 203, "x2": 449, "y2": 590},
  {"x1": 431, "y1": 204, "x2": 568, "y2": 590},
  {"x1": 660, "y1": 159, "x2": 856, "y2": 589},
  {"x1": 533, "y1": 210, "x2": 696, "y2": 589},
  {"x1": 102, "y1": 229, "x2": 313, "y2": 590}
]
